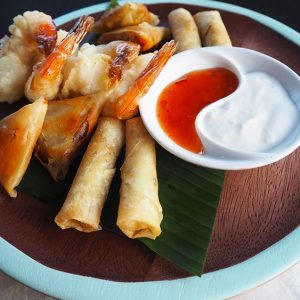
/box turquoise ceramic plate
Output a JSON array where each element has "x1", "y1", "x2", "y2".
[{"x1": 0, "y1": 1, "x2": 299, "y2": 299}]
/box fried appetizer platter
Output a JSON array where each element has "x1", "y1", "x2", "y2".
[
  {"x1": 0, "y1": 99, "x2": 47, "y2": 197},
  {"x1": 0, "y1": 2, "x2": 232, "y2": 241}
]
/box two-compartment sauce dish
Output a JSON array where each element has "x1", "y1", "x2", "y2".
[{"x1": 139, "y1": 47, "x2": 300, "y2": 170}]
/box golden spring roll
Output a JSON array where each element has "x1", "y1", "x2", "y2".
[
  {"x1": 168, "y1": 8, "x2": 201, "y2": 52},
  {"x1": 55, "y1": 118, "x2": 125, "y2": 232},
  {"x1": 117, "y1": 117, "x2": 162, "y2": 239},
  {"x1": 193, "y1": 10, "x2": 232, "y2": 46}
]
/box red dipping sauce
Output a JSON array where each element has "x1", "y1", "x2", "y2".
[{"x1": 157, "y1": 68, "x2": 239, "y2": 153}]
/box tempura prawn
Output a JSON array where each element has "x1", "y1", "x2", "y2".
[
  {"x1": 59, "y1": 40, "x2": 140, "y2": 99},
  {"x1": 106, "y1": 41, "x2": 141, "y2": 87},
  {"x1": 25, "y1": 15, "x2": 94, "y2": 102},
  {"x1": 0, "y1": 11, "x2": 57, "y2": 103},
  {"x1": 104, "y1": 40, "x2": 176, "y2": 120},
  {"x1": 102, "y1": 52, "x2": 154, "y2": 116}
]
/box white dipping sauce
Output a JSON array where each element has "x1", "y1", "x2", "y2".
[{"x1": 202, "y1": 72, "x2": 299, "y2": 152}]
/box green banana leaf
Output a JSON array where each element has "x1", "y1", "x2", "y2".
[
  {"x1": 18, "y1": 145, "x2": 224, "y2": 276},
  {"x1": 106, "y1": 0, "x2": 120, "y2": 11},
  {"x1": 143, "y1": 148, "x2": 225, "y2": 275}
]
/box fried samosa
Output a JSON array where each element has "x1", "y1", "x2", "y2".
[
  {"x1": 0, "y1": 99, "x2": 47, "y2": 197},
  {"x1": 35, "y1": 92, "x2": 107, "y2": 181},
  {"x1": 92, "y1": 2, "x2": 159, "y2": 34},
  {"x1": 98, "y1": 22, "x2": 170, "y2": 52}
]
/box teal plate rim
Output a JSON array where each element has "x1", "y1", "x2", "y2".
[{"x1": 1, "y1": 1, "x2": 300, "y2": 299}]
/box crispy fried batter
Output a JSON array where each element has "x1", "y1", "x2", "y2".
[
  {"x1": 93, "y1": 2, "x2": 159, "y2": 34},
  {"x1": 109, "y1": 41, "x2": 140, "y2": 86},
  {"x1": 35, "y1": 92, "x2": 107, "y2": 181},
  {"x1": 0, "y1": 11, "x2": 57, "y2": 103},
  {"x1": 98, "y1": 22, "x2": 170, "y2": 52}
]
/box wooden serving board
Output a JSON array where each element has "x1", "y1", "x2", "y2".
[{"x1": 0, "y1": 3, "x2": 299, "y2": 282}]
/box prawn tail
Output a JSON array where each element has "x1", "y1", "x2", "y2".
[
  {"x1": 116, "y1": 40, "x2": 176, "y2": 120},
  {"x1": 37, "y1": 15, "x2": 94, "y2": 79},
  {"x1": 36, "y1": 21, "x2": 57, "y2": 56}
]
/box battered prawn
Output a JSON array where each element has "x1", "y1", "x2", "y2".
[
  {"x1": 59, "y1": 40, "x2": 140, "y2": 99},
  {"x1": 102, "y1": 52, "x2": 154, "y2": 117},
  {"x1": 25, "y1": 15, "x2": 94, "y2": 102},
  {"x1": 0, "y1": 11, "x2": 57, "y2": 103},
  {"x1": 104, "y1": 40, "x2": 176, "y2": 120},
  {"x1": 106, "y1": 41, "x2": 141, "y2": 87}
]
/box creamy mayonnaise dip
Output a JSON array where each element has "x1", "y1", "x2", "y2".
[{"x1": 202, "y1": 72, "x2": 299, "y2": 152}]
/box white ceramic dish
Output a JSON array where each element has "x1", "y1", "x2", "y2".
[{"x1": 140, "y1": 46, "x2": 300, "y2": 170}]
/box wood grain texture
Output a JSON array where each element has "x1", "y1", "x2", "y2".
[{"x1": 0, "y1": 3, "x2": 299, "y2": 282}]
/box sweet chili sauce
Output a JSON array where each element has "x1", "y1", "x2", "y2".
[{"x1": 157, "y1": 68, "x2": 239, "y2": 153}]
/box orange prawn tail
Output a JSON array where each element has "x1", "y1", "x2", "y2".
[
  {"x1": 116, "y1": 40, "x2": 176, "y2": 120},
  {"x1": 109, "y1": 42, "x2": 141, "y2": 87},
  {"x1": 36, "y1": 21, "x2": 57, "y2": 56},
  {"x1": 37, "y1": 15, "x2": 94, "y2": 79}
]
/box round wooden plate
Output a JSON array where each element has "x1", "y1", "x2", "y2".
[{"x1": 0, "y1": 0, "x2": 299, "y2": 298}]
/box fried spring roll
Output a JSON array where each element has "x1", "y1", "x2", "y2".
[
  {"x1": 117, "y1": 117, "x2": 162, "y2": 239},
  {"x1": 55, "y1": 118, "x2": 125, "y2": 232},
  {"x1": 193, "y1": 11, "x2": 232, "y2": 46},
  {"x1": 168, "y1": 8, "x2": 201, "y2": 53}
]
